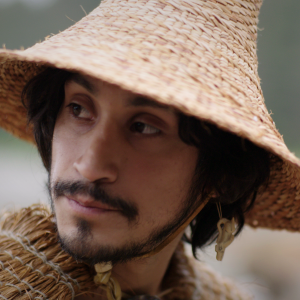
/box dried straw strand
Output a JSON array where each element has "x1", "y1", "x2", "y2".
[{"x1": 0, "y1": 205, "x2": 97, "y2": 300}]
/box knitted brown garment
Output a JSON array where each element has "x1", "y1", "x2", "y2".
[
  {"x1": 162, "y1": 243, "x2": 252, "y2": 300},
  {"x1": 0, "y1": 205, "x2": 97, "y2": 299},
  {"x1": 0, "y1": 205, "x2": 251, "y2": 300}
]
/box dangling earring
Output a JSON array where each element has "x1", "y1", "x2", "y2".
[{"x1": 215, "y1": 203, "x2": 235, "y2": 261}]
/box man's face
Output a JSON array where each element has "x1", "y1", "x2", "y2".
[{"x1": 50, "y1": 74, "x2": 199, "y2": 264}]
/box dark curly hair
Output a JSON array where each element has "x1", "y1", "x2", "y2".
[{"x1": 22, "y1": 67, "x2": 270, "y2": 258}]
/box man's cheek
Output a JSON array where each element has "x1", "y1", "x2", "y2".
[
  {"x1": 51, "y1": 146, "x2": 76, "y2": 179},
  {"x1": 55, "y1": 199, "x2": 75, "y2": 235}
]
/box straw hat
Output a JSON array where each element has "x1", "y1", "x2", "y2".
[{"x1": 0, "y1": 0, "x2": 300, "y2": 231}]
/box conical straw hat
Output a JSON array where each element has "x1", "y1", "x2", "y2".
[{"x1": 0, "y1": 0, "x2": 300, "y2": 231}]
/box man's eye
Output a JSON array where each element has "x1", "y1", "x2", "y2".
[
  {"x1": 131, "y1": 122, "x2": 160, "y2": 134},
  {"x1": 67, "y1": 103, "x2": 91, "y2": 119}
]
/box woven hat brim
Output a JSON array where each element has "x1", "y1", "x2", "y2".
[{"x1": 1, "y1": 0, "x2": 300, "y2": 231}]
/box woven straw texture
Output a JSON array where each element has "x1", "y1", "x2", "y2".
[
  {"x1": 0, "y1": 205, "x2": 251, "y2": 300},
  {"x1": 0, "y1": 0, "x2": 300, "y2": 231},
  {"x1": 0, "y1": 205, "x2": 97, "y2": 299}
]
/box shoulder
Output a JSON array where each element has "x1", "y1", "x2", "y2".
[
  {"x1": 190, "y1": 259, "x2": 253, "y2": 300},
  {"x1": 0, "y1": 205, "x2": 96, "y2": 299},
  {"x1": 163, "y1": 242, "x2": 252, "y2": 300}
]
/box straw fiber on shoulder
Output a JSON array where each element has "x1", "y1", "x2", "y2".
[
  {"x1": 0, "y1": 0, "x2": 300, "y2": 231},
  {"x1": 192, "y1": 260, "x2": 252, "y2": 300},
  {"x1": 0, "y1": 205, "x2": 97, "y2": 299}
]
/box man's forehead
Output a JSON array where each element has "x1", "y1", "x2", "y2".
[{"x1": 68, "y1": 73, "x2": 174, "y2": 111}]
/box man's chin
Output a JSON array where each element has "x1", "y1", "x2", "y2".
[
  {"x1": 57, "y1": 232, "x2": 148, "y2": 266},
  {"x1": 54, "y1": 215, "x2": 149, "y2": 265}
]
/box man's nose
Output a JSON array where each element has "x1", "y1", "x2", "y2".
[{"x1": 73, "y1": 121, "x2": 120, "y2": 183}]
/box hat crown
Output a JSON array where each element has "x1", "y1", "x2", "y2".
[
  {"x1": 58, "y1": 0, "x2": 263, "y2": 106},
  {"x1": 87, "y1": 0, "x2": 262, "y2": 66}
]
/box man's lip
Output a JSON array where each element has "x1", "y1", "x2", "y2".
[{"x1": 65, "y1": 195, "x2": 118, "y2": 211}]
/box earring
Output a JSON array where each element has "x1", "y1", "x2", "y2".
[{"x1": 215, "y1": 203, "x2": 235, "y2": 261}]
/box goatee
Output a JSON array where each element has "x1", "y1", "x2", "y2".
[{"x1": 49, "y1": 179, "x2": 196, "y2": 266}]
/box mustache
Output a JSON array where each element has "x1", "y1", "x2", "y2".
[{"x1": 51, "y1": 180, "x2": 138, "y2": 222}]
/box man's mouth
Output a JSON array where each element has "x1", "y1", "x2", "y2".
[
  {"x1": 51, "y1": 180, "x2": 139, "y2": 222},
  {"x1": 66, "y1": 195, "x2": 120, "y2": 216},
  {"x1": 68, "y1": 194, "x2": 118, "y2": 210}
]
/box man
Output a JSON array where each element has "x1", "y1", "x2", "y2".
[{"x1": 1, "y1": 0, "x2": 300, "y2": 299}]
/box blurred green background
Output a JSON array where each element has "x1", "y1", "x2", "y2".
[
  {"x1": 0, "y1": 0, "x2": 101, "y2": 150},
  {"x1": 0, "y1": 0, "x2": 299, "y2": 154}
]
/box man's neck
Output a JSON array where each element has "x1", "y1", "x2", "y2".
[
  {"x1": 113, "y1": 238, "x2": 180, "y2": 297},
  {"x1": 77, "y1": 235, "x2": 183, "y2": 299}
]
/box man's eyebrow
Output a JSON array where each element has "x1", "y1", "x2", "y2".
[
  {"x1": 69, "y1": 74, "x2": 98, "y2": 95},
  {"x1": 68, "y1": 76, "x2": 172, "y2": 111},
  {"x1": 129, "y1": 95, "x2": 172, "y2": 110}
]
